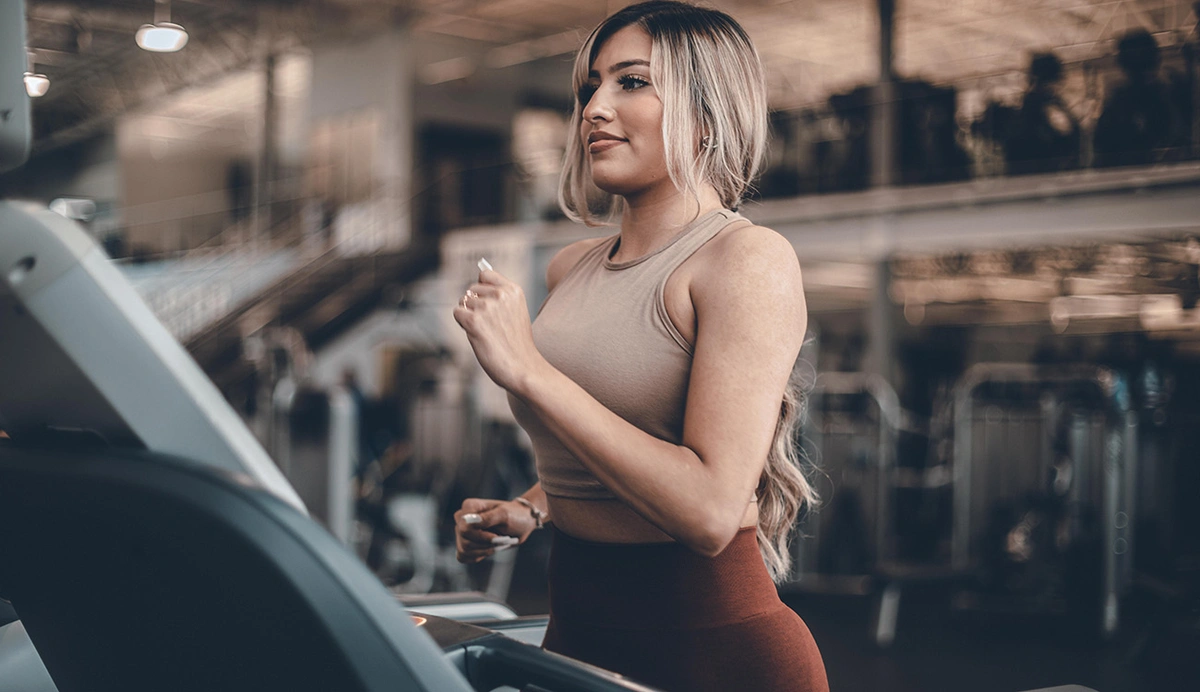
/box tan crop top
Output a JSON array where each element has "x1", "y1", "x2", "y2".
[{"x1": 509, "y1": 209, "x2": 746, "y2": 500}]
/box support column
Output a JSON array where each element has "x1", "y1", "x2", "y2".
[
  {"x1": 1188, "y1": 36, "x2": 1199, "y2": 158},
  {"x1": 870, "y1": 0, "x2": 898, "y2": 188},
  {"x1": 327, "y1": 386, "x2": 357, "y2": 545},
  {"x1": 254, "y1": 52, "x2": 278, "y2": 246},
  {"x1": 866, "y1": 4, "x2": 901, "y2": 625},
  {"x1": 867, "y1": 0, "x2": 899, "y2": 384},
  {"x1": 868, "y1": 256, "x2": 896, "y2": 384}
]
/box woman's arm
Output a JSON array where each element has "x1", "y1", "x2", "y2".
[
  {"x1": 454, "y1": 482, "x2": 551, "y2": 563},
  {"x1": 456, "y1": 227, "x2": 806, "y2": 556},
  {"x1": 517, "y1": 482, "x2": 551, "y2": 525},
  {"x1": 452, "y1": 243, "x2": 597, "y2": 564}
]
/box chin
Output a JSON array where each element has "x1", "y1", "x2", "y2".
[
  {"x1": 591, "y1": 168, "x2": 654, "y2": 198},
  {"x1": 589, "y1": 172, "x2": 634, "y2": 196}
]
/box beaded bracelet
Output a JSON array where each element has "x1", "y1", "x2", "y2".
[{"x1": 513, "y1": 497, "x2": 547, "y2": 530}]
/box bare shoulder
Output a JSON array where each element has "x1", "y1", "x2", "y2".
[
  {"x1": 546, "y1": 236, "x2": 610, "y2": 292},
  {"x1": 693, "y1": 222, "x2": 803, "y2": 298},
  {"x1": 685, "y1": 222, "x2": 806, "y2": 356}
]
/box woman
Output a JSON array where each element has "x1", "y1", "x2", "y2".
[{"x1": 452, "y1": 2, "x2": 827, "y2": 690}]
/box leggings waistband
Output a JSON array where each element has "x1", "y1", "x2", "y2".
[{"x1": 547, "y1": 526, "x2": 783, "y2": 629}]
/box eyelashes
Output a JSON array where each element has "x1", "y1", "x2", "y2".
[
  {"x1": 576, "y1": 74, "x2": 651, "y2": 106},
  {"x1": 617, "y1": 74, "x2": 650, "y2": 91}
]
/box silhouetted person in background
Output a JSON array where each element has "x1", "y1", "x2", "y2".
[
  {"x1": 1167, "y1": 2, "x2": 1200, "y2": 154},
  {"x1": 971, "y1": 52, "x2": 1080, "y2": 175},
  {"x1": 899, "y1": 80, "x2": 971, "y2": 184},
  {"x1": 1094, "y1": 29, "x2": 1178, "y2": 167},
  {"x1": 1007, "y1": 52, "x2": 1081, "y2": 174}
]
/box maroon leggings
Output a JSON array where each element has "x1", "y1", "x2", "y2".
[{"x1": 541, "y1": 526, "x2": 829, "y2": 692}]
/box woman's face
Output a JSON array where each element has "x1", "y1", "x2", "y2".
[{"x1": 578, "y1": 26, "x2": 671, "y2": 200}]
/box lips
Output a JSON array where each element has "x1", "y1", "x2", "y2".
[{"x1": 588, "y1": 131, "x2": 626, "y2": 154}]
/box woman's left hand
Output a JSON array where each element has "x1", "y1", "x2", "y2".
[{"x1": 453, "y1": 269, "x2": 544, "y2": 393}]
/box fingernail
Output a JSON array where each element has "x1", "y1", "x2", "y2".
[
  {"x1": 491, "y1": 536, "x2": 519, "y2": 546},
  {"x1": 478, "y1": 257, "x2": 492, "y2": 272},
  {"x1": 463, "y1": 513, "x2": 482, "y2": 525}
]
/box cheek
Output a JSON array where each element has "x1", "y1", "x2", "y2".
[
  {"x1": 633, "y1": 104, "x2": 665, "y2": 158},
  {"x1": 633, "y1": 132, "x2": 667, "y2": 175}
]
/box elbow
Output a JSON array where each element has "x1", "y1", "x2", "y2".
[{"x1": 686, "y1": 509, "x2": 746, "y2": 559}]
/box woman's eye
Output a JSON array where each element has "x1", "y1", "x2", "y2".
[
  {"x1": 577, "y1": 84, "x2": 597, "y2": 105},
  {"x1": 617, "y1": 75, "x2": 650, "y2": 91}
]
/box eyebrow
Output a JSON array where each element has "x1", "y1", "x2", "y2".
[{"x1": 588, "y1": 59, "x2": 650, "y2": 77}]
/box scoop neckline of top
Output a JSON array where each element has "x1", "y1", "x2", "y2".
[{"x1": 603, "y1": 208, "x2": 730, "y2": 270}]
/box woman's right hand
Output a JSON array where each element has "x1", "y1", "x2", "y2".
[{"x1": 454, "y1": 498, "x2": 539, "y2": 563}]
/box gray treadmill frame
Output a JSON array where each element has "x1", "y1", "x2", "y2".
[{"x1": 0, "y1": 200, "x2": 304, "y2": 511}]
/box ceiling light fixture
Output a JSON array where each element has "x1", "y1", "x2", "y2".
[
  {"x1": 24, "y1": 73, "x2": 50, "y2": 98},
  {"x1": 23, "y1": 50, "x2": 48, "y2": 98},
  {"x1": 136, "y1": 0, "x2": 188, "y2": 53}
]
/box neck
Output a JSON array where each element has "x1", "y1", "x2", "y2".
[{"x1": 614, "y1": 185, "x2": 724, "y2": 261}]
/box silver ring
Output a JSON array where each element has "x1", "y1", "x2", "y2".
[{"x1": 461, "y1": 290, "x2": 478, "y2": 308}]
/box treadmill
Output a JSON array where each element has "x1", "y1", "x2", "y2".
[{"x1": 0, "y1": 2, "x2": 656, "y2": 688}]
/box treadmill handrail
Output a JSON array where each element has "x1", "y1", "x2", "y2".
[{"x1": 465, "y1": 635, "x2": 665, "y2": 692}]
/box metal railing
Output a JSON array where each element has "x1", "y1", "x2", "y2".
[{"x1": 762, "y1": 42, "x2": 1199, "y2": 197}]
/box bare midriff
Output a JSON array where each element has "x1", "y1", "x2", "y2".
[{"x1": 546, "y1": 494, "x2": 760, "y2": 544}]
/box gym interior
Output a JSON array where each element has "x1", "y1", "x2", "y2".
[{"x1": 2, "y1": 1, "x2": 1199, "y2": 691}]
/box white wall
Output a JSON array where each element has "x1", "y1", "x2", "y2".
[
  {"x1": 118, "y1": 147, "x2": 239, "y2": 253},
  {"x1": 309, "y1": 30, "x2": 415, "y2": 250}
]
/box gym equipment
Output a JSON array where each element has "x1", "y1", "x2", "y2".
[
  {"x1": 788, "y1": 372, "x2": 956, "y2": 647},
  {"x1": 952, "y1": 363, "x2": 1137, "y2": 638},
  {"x1": 0, "y1": 444, "x2": 654, "y2": 691},
  {"x1": 0, "y1": 0, "x2": 654, "y2": 683},
  {"x1": 0, "y1": 201, "x2": 304, "y2": 511},
  {"x1": 0, "y1": 203, "x2": 656, "y2": 689},
  {"x1": 0, "y1": 0, "x2": 30, "y2": 173},
  {"x1": 790, "y1": 372, "x2": 903, "y2": 590}
]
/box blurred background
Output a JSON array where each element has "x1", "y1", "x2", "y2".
[{"x1": 4, "y1": 1, "x2": 1200, "y2": 690}]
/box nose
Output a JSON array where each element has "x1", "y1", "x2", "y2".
[{"x1": 582, "y1": 87, "x2": 613, "y2": 124}]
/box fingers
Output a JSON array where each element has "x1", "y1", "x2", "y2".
[
  {"x1": 474, "y1": 272, "x2": 525, "y2": 303},
  {"x1": 455, "y1": 499, "x2": 521, "y2": 563},
  {"x1": 455, "y1": 284, "x2": 500, "y2": 319},
  {"x1": 456, "y1": 500, "x2": 504, "y2": 527},
  {"x1": 454, "y1": 276, "x2": 524, "y2": 318},
  {"x1": 455, "y1": 500, "x2": 501, "y2": 530},
  {"x1": 456, "y1": 527, "x2": 500, "y2": 563},
  {"x1": 457, "y1": 545, "x2": 495, "y2": 563},
  {"x1": 457, "y1": 535, "x2": 517, "y2": 563},
  {"x1": 468, "y1": 283, "x2": 500, "y2": 297},
  {"x1": 458, "y1": 543, "x2": 517, "y2": 563}
]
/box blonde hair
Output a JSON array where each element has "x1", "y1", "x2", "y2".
[
  {"x1": 559, "y1": 1, "x2": 816, "y2": 582},
  {"x1": 758, "y1": 361, "x2": 819, "y2": 582},
  {"x1": 559, "y1": 0, "x2": 768, "y2": 227}
]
